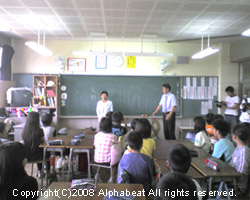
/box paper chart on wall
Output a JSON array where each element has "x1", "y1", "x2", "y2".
[
  {"x1": 186, "y1": 77, "x2": 191, "y2": 87},
  {"x1": 201, "y1": 77, "x2": 205, "y2": 87},
  {"x1": 183, "y1": 86, "x2": 187, "y2": 99},
  {"x1": 208, "y1": 87, "x2": 213, "y2": 99},
  {"x1": 201, "y1": 101, "x2": 209, "y2": 115}
]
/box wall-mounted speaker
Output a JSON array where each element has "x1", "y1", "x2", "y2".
[{"x1": 176, "y1": 56, "x2": 188, "y2": 64}]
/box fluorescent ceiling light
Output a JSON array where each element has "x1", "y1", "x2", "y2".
[
  {"x1": 89, "y1": 32, "x2": 106, "y2": 37},
  {"x1": 191, "y1": 47, "x2": 219, "y2": 59},
  {"x1": 242, "y1": 28, "x2": 250, "y2": 37},
  {"x1": 72, "y1": 51, "x2": 122, "y2": 56},
  {"x1": 0, "y1": 27, "x2": 11, "y2": 32},
  {"x1": 124, "y1": 52, "x2": 174, "y2": 57},
  {"x1": 25, "y1": 42, "x2": 53, "y2": 56}
]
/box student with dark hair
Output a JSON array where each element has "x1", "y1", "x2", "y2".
[
  {"x1": 94, "y1": 117, "x2": 117, "y2": 182},
  {"x1": 153, "y1": 83, "x2": 176, "y2": 140},
  {"x1": 205, "y1": 113, "x2": 214, "y2": 135},
  {"x1": 155, "y1": 173, "x2": 198, "y2": 200},
  {"x1": 105, "y1": 111, "x2": 113, "y2": 119},
  {"x1": 214, "y1": 114, "x2": 224, "y2": 120},
  {"x1": 96, "y1": 91, "x2": 113, "y2": 122},
  {"x1": 230, "y1": 124, "x2": 250, "y2": 191},
  {"x1": 41, "y1": 113, "x2": 56, "y2": 141},
  {"x1": 167, "y1": 143, "x2": 202, "y2": 200},
  {"x1": 117, "y1": 131, "x2": 154, "y2": 195},
  {"x1": 135, "y1": 118, "x2": 155, "y2": 158},
  {"x1": 222, "y1": 86, "x2": 239, "y2": 128},
  {"x1": 111, "y1": 111, "x2": 127, "y2": 138},
  {"x1": 212, "y1": 119, "x2": 235, "y2": 162},
  {"x1": 186, "y1": 116, "x2": 211, "y2": 153},
  {"x1": 131, "y1": 118, "x2": 140, "y2": 131},
  {"x1": 0, "y1": 142, "x2": 38, "y2": 199},
  {"x1": 22, "y1": 112, "x2": 48, "y2": 178}
]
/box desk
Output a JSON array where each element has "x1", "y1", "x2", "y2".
[
  {"x1": 38, "y1": 182, "x2": 146, "y2": 200},
  {"x1": 12, "y1": 122, "x2": 25, "y2": 141},
  {"x1": 154, "y1": 159, "x2": 204, "y2": 179},
  {"x1": 153, "y1": 139, "x2": 207, "y2": 160},
  {"x1": 40, "y1": 129, "x2": 95, "y2": 188},
  {"x1": 153, "y1": 139, "x2": 242, "y2": 199},
  {"x1": 67, "y1": 133, "x2": 95, "y2": 181},
  {"x1": 178, "y1": 126, "x2": 193, "y2": 139}
]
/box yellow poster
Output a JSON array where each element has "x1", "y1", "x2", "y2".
[{"x1": 126, "y1": 56, "x2": 136, "y2": 68}]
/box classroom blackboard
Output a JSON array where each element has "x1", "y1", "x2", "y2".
[
  {"x1": 59, "y1": 75, "x2": 181, "y2": 116},
  {"x1": 182, "y1": 76, "x2": 218, "y2": 117}
]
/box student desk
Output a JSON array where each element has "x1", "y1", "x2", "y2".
[
  {"x1": 191, "y1": 157, "x2": 241, "y2": 199},
  {"x1": 154, "y1": 159, "x2": 204, "y2": 179},
  {"x1": 67, "y1": 133, "x2": 95, "y2": 181},
  {"x1": 153, "y1": 139, "x2": 208, "y2": 160},
  {"x1": 39, "y1": 129, "x2": 96, "y2": 188},
  {"x1": 153, "y1": 139, "x2": 242, "y2": 199},
  {"x1": 38, "y1": 182, "x2": 146, "y2": 200},
  {"x1": 178, "y1": 126, "x2": 193, "y2": 139}
]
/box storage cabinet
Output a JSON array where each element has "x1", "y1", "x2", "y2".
[{"x1": 33, "y1": 75, "x2": 58, "y2": 108}]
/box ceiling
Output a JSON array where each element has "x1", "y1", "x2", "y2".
[{"x1": 0, "y1": 0, "x2": 250, "y2": 43}]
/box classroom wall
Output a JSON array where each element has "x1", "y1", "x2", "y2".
[
  {"x1": 0, "y1": 33, "x2": 11, "y2": 46},
  {"x1": 230, "y1": 38, "x2": 250, "y2": 62},
  {"x1": 218, "y1": 43, "x2": 239, "y2": 114},
  {"x1": 11, "y1": 38, "x2": 219, "y2": 76}
]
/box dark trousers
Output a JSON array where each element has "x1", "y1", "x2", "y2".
[{"x1": 163, "y1": 112, "x2": 176, "y2": 140}]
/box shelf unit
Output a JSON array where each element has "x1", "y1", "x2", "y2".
[{"x1": 33, "y1": 75, "x2": 58, "y2": 108}]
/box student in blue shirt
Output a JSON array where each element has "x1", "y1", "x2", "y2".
[
  {"x1": 117, "y1": 131, "x2": 154, "y2": 195},
  {"x1": 212, "y1": 119, "x2": 235, "y2": 162},
  {"x1": 111, "y1": 111, "x2": 127, "y2": 139}
]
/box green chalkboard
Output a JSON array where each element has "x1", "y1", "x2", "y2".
[
  {"x1": 59, "y1": 75, "x2": 181, "y2": 116},
  {"x1": 182, "y1": 76, "x2": 218, "y2": 117}
]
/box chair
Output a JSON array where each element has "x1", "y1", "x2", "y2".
[{"x1": 89, "y1": 161, "x2": 113, "y2": 183}]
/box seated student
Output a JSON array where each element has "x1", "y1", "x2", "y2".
[
  {"x1": 186, "y1": 116, "x2": 211, "y2": 153},
  {"x1": 112, "y1": 111, "x2": 127, "y2": 138},
  {"x1": 155, "y1": 173, "x2": 198, "y2": 200},
  {"x1": 230, "y1": 124, "x2": 250, "y2": 191},
  {"x1": 117, "y1": 131, "x2": 154, "y2": 195},
  {"x1": 212, "y1": 119, "x2": 235, "y2": 162},
  {"x1": 22, "y1": 112, "x2": 49, "y2": 178},
  {"x1": 94, "y1": 117, "x2": 118, "y2": 182},
  {"x1": 205, "y1": 113, "x2": 214, "y2": 135},
  {"x1": 41, "y1": 113, "x2": 56, "y2": 141},
  {"x1": 167, "y1": 143, "x2": 202, "y2": 200},
  {"x1": 0, "y1": 142, "x2": 38, "y2": 200},
  {"x1": 135, "y1": 118, "x2": 155, "y2": 158},
  {"x1": 214, "y1": 114, "x2": 224, "y2": 120},
  {"x1": 105, "y1": 111, "x2": 113, "y2": 120},
  {"x1": 130, "y1": 118, "x2": 140, "y2": 132}
]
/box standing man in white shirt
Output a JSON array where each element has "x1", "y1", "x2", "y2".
[
  {"x1": 153, "y1": 84, "x2": 176, "y2": 140},
  {"x1": 96, "y1": 91, "x2": 113, "y2": 123},
  {"x1": 222, "y1": 86, "x2": 239, "y2": 128}
]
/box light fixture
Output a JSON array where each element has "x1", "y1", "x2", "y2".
[
  {"x1": 125, "y1": 36, "x2": 174, "y2": 57},
  {"x1": 241, "y1": 28, "x2": 250, "y2": 37},
  {"x1": 192, "y1": 26, "x2": 219, "y2": 59},
  {"x1": 0, "y1": 27, "x2": 11, "y2": 32},
  {"x1": 25, "y1": 26, "x2": 53, "y2": 56},
  {"x1": 72, "y1": 33, "x2": 122, "y2": 56}
]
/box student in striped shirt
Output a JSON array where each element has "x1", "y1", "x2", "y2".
[{"x1": 230, "y1": 124, "x2": 250, "y2": 192}]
